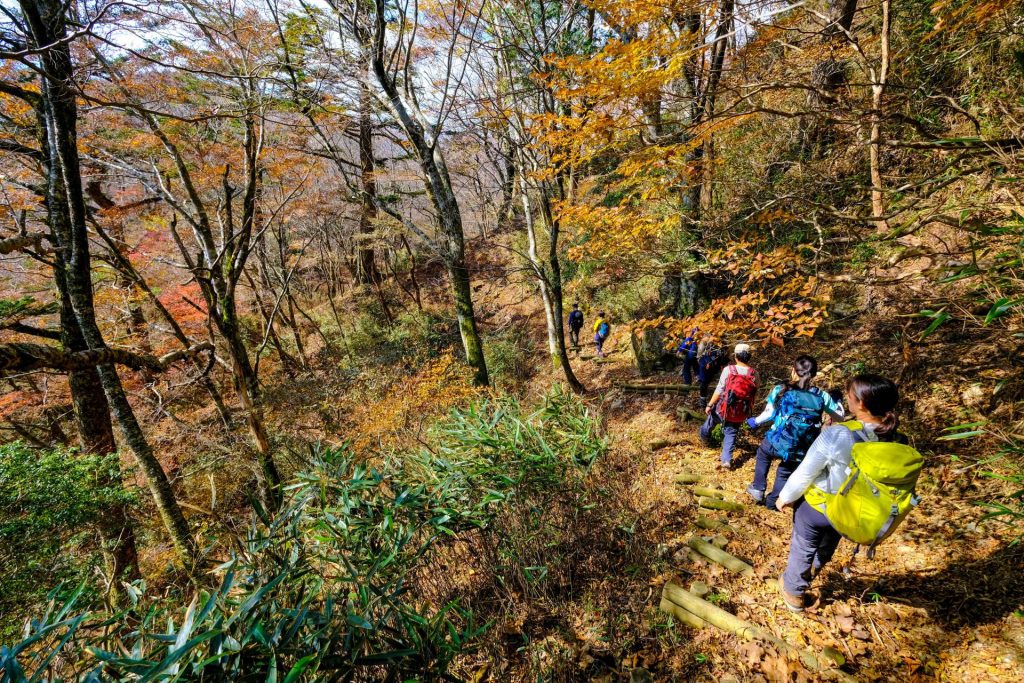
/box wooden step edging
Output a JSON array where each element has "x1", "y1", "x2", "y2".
[
  {"x1": 658, "y1": 596, "x2": 707, "y2": 630},
  {"x1": 660, "y1": 583, "x2": 854, "y2": 681},
  {"x1": 687, "y1": 538, "x2": 755, "y2": 577},
  {"x1": 677, "y1": 406, "x2": 704, "y2": 421},
  {"x1": 691, "y1": 486, "x2": 730, "y2": 500},
  {"x1": 698, "y1": 496, "x2": 743, "y2": 512},
  {"x1": 614, "y1": 382, "x2": 699, "y2": 394}
]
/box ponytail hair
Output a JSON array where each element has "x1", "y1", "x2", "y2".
[
  {"x1": 779, "y1": 355, "x2": 818, "y2": 396},
  {"x1": 847, "y1": 374, "x2": 901, "y2": 441}
]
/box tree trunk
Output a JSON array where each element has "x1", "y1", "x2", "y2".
[
  {"x1": 220, "y1": 310, "x2": 282, "y2": 507},
  {"x1": 538, "y1": 183, "x2": 585, "y2": 394},
  {"x1": 798, "y1": 0, "x2": 859, "y2": 160},
  {"x1": 522, "y1": 184, "x2": 558, "y2": 359},
  {"x1": 21, "y1": 0, "x2": 194, "y2": 565},
  {"x1": 368, "y1": 5, "x2": 489, "y2": 385},
  {"x1": 870, "y1": 0, "x2": 891, "y2": 230},
  {"x1": 355, "y1": 80, "x2": 380, "y2": 284},
  {"x1": 58, "y1": 270, "x2": 141, "y2": 601}
]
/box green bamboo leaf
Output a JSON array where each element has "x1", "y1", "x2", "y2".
[
  {"x1": 282, "y1": 654, "x2": 318, "y2": 683},
  {"x1": 920, "y1": 310, "x2": 950, "y2": 338},
  {"x1": 936, "y1": 430, "x2": 986, "y2": 441}
]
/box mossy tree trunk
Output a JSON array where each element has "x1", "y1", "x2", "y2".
[{"x1": 20, "y1": 0, "x2": 194, "y2": 565}]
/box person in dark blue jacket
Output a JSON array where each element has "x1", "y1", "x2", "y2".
[
  {"x1": 676, "y1": 328, "x2": 700, "y2": 384},
  {"x1": 567, "y1": 303, "x2": 584, "y2": 348}
]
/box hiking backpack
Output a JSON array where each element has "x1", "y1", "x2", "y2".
[
  {"x1": 699, "y1": 347, "x2": 723, "y2": 375},
  {"x1": 822, "y1": 421, "x2": 924, "y2": 548},
  {"x1": 716, "y1": 365, "x2": 757, "y2": 422},
  {"x1": 766, "y1": 387, "x2": 826, "y2": 462},
  {"x1": 597, "y1": 321, "x2": 610, "y2": 338}
]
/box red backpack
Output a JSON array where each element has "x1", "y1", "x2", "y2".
[{"x1": 716, "y1": 365, "x2": 757, "y2": 422}]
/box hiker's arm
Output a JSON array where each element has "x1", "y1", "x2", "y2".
[
  {"x1": 705, "y1": 369, "x2": 729, "y2": 412},
  {"x1": 776, "y1": 429, "x2": 834, "y2": 506},
  {"x1": 822, "y1": 391, "x2": 846, "y2": 421},
  {"x1": 751, "y1": 385, "x2": 781, "y2": 426}
]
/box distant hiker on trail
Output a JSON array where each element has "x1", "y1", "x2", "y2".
[
  {"x1": 744, "y1": 355, "x2": 845, "y2": 511},
  {"x1": 696, "y1": 337, "x2": 725, "y2": 409},
  {"x1": 568, "y1": 303, "x2": 584, "y2": 348},
  {"x1": 593, "y1": 312, "x2": 610, "y2": 358},
  {"x1": 700, "y1": 343, "x2": 757, "y2": 470},
  {"x1": 676, "y1": 328, "x2": 700, "y2": 384},
  {"x1": 775, "y1": 375, "x2": 923, "y2": 612}
]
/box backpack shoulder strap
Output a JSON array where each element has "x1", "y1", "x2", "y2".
[{"x1": 837, "y1": 419, "x2": 868, "y2": 442}]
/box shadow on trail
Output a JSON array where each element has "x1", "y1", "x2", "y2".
[{"x1": 839, "y1": 543, "x2": 1024, "y2": 628}]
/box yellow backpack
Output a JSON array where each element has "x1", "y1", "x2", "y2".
[{"x1": 822, "y1": 421, "x2": 924, "y2": 548}]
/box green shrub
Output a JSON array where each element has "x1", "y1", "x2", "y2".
[
  {"x1": 0, "y1": 443, "x2": 136, "y2": 637},
  {"x1": 1, "y1": 389, "x2": 608, "y2": 680},
  {"x1": 2, "y1": 447, "x2": 486, "y2": 681},
  {"x1": 346, "y1": 309, "x2": 458, "y2": 368},
  {"x1": 407, "y1": 386, "x2": 608, "y2": 599},
  {"x1": 483, "y1": 332, "x2": 533, "y2": 385}
]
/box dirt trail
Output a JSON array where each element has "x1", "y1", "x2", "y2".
[
  {"x1": 466, "y1": 257, "x2": 1022, "y2": 680},
  {"x1": 561, "y1": 331, "x2": 1024, "y2": 682}
]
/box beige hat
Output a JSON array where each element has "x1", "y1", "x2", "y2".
[{"x1": 734, "y1": 343, "x2": 751, "y2": 354}]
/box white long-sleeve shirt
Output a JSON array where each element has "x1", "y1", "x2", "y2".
[{"x1": 776, "y1": 421, "x2": 880, "y2": 506}]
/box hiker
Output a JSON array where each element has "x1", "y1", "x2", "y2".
[
  {"x1": 700, "y1": 343, "x2": 757, "y2": 470},
  {"x1": 696, "y1": 337, "x2": 725, "y2": 409},
  {"x1": 676, "y1": 328, "x2": 700, "y2": 384},
  {"x1": 593, "y1": 312, "x2": 610, "y2": 358},
  {"x1": 775, "y1": 374, "x2": 923, "y2": 612},
  {"x1": 568, "y1": 303, "x2": 584, "y2": 348},
  {"x1": 744, "y1": 355, "x2": 845, "y2": 511}
]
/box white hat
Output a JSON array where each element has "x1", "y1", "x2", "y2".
[{"x1": 734, "y1": 343, "x2": 751, "y2": 354}]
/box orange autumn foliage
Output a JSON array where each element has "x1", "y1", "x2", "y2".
[{"x1": 344, "y1": 353, "x2": 481, "y2": 454}]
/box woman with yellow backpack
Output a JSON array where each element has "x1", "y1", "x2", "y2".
[{"x1": 775, "y1": 375, "x2": 924, "y2": 612}]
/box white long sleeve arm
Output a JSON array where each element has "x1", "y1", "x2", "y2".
[
  {"x1": 776, "y1": 431, "x2": 834, "y2": 505},
  {"x1": 751, "y1": 385, "x2": 782, "y2": 426}
]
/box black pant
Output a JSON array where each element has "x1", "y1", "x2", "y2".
[
  {"x1": 680, "y1": 355, "x2": 699, "y2": 384},
  {"x1": 569, "y1": 326, "x2": 582, "y2": 347},
  {"x1": 751, "y1": 439, "x2": 801, "y2": 509}
]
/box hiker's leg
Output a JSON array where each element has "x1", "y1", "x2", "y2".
[
  {"x1": 698, "y1": 377, "x2": 710, "y2": 410},
  {"x1": 766, "y1": 457, "x2": 800, "y2": 510},
  {"x1": 699, "y1": 412, "x2": 719, "y2": 444},
  {"x1": 750, "y1": 439, "x2": 773, "y2": 499},
  {"x1": 682, "y1": 357, "x2": 694, "y2": 384},
  {"x1": 782, "y1": 502, "x2": 828, "y2": 596},
  {"x1": 720, "y1": 421, "x2": 739, "y2": 466},
  {"x1": 811, "y1": 523, "x2": 843, "y2": 575}
]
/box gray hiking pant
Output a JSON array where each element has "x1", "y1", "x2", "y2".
[{"x1": 781, "y1": 501, "x2": 843, "y2": 596}]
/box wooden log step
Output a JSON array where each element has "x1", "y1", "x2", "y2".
[
  {"x1": 698, "y1": 497, "x2": 743, "y2": 512},
  {"x1": 691, "y1": 486, "x2": 730, "y2": 499},
  {"x1": 614, "y1": 382, "x2": 699, "y2": 393},
  {"x1": 687, "y1": 538, "x2": 755, "y2": 577},
  {"x1": 677, "y1": 406, "x2": 704, "y2": 421},
  {"x1": 662, "y1": 582, "x2": 779, "y2": 645},
  {"x1": 674, "y1": 473, "x2": 702, "y2": 484},
  {"x1": 658, "y1": 596, "x2": 707, "y2": 630},
  {"x1": 660, "y1": 583, "x2": 856, "y2": 681},
  {"x1": 695, "y1": 515, "x2": 730, "y2": 531}
]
